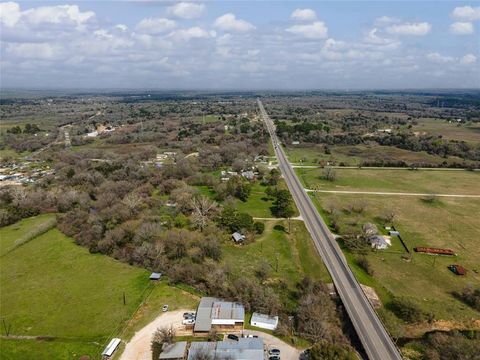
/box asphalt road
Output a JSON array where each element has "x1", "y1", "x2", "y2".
[{"x1": 257, "y1": 99, "x2": 403, "y2": 360}]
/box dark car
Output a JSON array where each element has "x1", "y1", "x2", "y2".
[
  {"x1": 269, "y1": 349, "x2": 281, "y2": 355},
  {"x1": 227, "y1": 334, "x2": 239, "y2": 341},
  {"x1": 269, "y1": 356, "x2": 280, "y2": 360}
]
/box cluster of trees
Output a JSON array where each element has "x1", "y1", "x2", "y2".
[
  {"x1": 6, "y1": 123, "x2": 42, "y2": 134},
  {"x1": 455, "y1": 285, "x2": 480, "y2": 311},
  {"x1": 388, "y1": 297, "x2": 434, "y2": 323}
]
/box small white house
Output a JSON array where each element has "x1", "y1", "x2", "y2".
[
  {"x1": 232, "y1": 232, "x2": 245, "y2": 243},
  {"x1": 250, "y1": 312, "x2": 279, "y2": 331},
  {"x1": 369, "y1": 235, "x2": 391, "y2": 250}
]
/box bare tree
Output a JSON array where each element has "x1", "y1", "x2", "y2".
[
  {"x1": 382, "y1": 208, "x2": 396, "y2": 224},
  {"x1": 322, "y1": 166, "x2": 337, "y2": 182},
  {"x1": 362, "y1": 223, "x2": 378, "y2": 238},
  {"x1": 152, "y1": 325, "x2": 176, "y2": 345},
  {"x1": 191, "y1": 196, "x2": 218, "y2": 231}
]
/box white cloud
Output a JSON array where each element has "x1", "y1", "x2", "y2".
[
  {"x1": 427, "y1": 52, "x2": 455, "y2": 63},
  {"x1": 460, "y1": 53, "x2": 477, "y2": 64},
  {"x1": 6, "y1": 42, "x2": 60, "y2": 60},
  {"x1": 136, "y1": 17, "x2": 176, "y2": 34},
  {"x1": 386, "y1": 22, "x2": 431, "y2": 36},
  {"x1": 364, "y1": 28, "x2": 398, "y2": 46},
  {"x1": 286, "y1": 21, "x2": 328, "y2": 39},
  {"x1": 452, "y1": 6, "x2": 480, "y2": 21},
  {"x1": 374, "y1": 16, "x2": 400, "y2": 26},
  {"x1": 450, "y1": 22, "x2": 474, "y2": 35},
  {"x1": 214, "y1": 13, "x2": 255, "y2": 32},
  {"x1": 291, "y1": 8, "x2": 317, "y2": 22},
  {"x1": 171, "y1": 27, "x2": 213, "y2": 41},
  {"x1": 0, "y1": 2, "x2": 21, "y2": 27},
  {"x1": 21, "y1": 4, "x2": 95, "y2": 27},
  {"x1": 167, "y1": 2, "x2": 205, "y2": 19}
]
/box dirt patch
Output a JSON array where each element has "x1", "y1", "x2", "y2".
[{"x1": 404, "y1": 319, "x2": 480, "y2": 338}]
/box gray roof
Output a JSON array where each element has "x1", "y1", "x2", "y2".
[
  {"x1": 188, "y1": 339, "x2": 263, "y2": 360},
  {"x1": 232, "y1": 232, "x2": 245, "y2": 242},
  {"x1": 194, "y1": 297, "x2": 245, "y2": 332},
  {"x1": 251, "y1": 312, "x2": 278, "y2": 326},
  {"x1": 150, "y1": 272, "x2": 162, "y2": 280},
  {"x1": 187, "y1": 342, "x2": 216, "y2": 360},
  {"x1": 369, "y1": 235, "x2": 389, "y2": 247},
  {"x1": 159, "y1": 341, "x2": 187, "y2": 359}
]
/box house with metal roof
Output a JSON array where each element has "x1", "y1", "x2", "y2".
[
  {"x1": 187, "y1": 338, "x2": 263, "y2": 360},
  {"x1": 159, "y1": 341, "x2": 187, "y2": 359},
  {"x1": 194, "y1": 297, "x2": 245, "y2": 333},
  {"x1": 369, "y1": 235, "x2": 391, "y2": 250},
  {"x1": 250, "y1": 312, "x2": 279, "y2": 330}
]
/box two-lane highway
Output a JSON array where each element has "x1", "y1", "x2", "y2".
[{"x1": 258, "y1": 99, "x2": 403, "y2": 360}]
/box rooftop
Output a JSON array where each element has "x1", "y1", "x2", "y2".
[
  {"x1": 187, "y1": 338, "x2": 263, "y2": 360},
  {"x1": 159, "y1": 341, "x2": 187, "y2": 359},
  {"x1": 194, "y1": 297, "x2": 245, "y2": 332}
]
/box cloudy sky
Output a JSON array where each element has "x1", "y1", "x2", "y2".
[{"x1": 1, "y1": 1, "x2": 479, "y2": 89}]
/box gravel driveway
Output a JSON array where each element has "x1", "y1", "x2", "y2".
[
  {"x1": 242, "y1": 329, "x2": 302, "y2": 360},
  {"x1": 119, "y1": 309, "x2": 192, "y2": 360}
]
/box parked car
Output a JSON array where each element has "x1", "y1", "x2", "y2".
[
  {"x1": 162, "y1": 304, "x2": 169, "y2": 312},
  {"x1": 269, "y1": 349, "x2": 281, "y2": 356},
  {"x1": 182, "y1": 318, "x2": 195, "y2": 325},
  {"x1": 243, "y1": 334, "x2": 258, "y2": 338},
  {"x1": 269, "y1": 356, "x2": 280, "y2": 360},
  {"x1": 183, "y1": 312, "x2": 195, "y2": 319},
  {"x1": 227, "y1": 334, "x2": 239, "y2": 341}
]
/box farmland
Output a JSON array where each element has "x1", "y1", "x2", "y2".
[
  {"x1": 309, "y1": 181, "x2": 480, "y2": 325},
  {"x1": 0, "y1": 216, "x2": 197, "y2": 359},
  {"x1": 295, "y1": 167, "x2": 480, "y2": 195}
]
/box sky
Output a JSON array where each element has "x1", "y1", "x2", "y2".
[{"x1": 0, "y1": 1, "x2": 479, "y2": 90}]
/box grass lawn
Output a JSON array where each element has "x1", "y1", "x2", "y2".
[
  {"x1": 234, "y1": 182, "x2": 276, "y2": 218},
  {"x1": 412, "y1": 118, "x2": 480, "y2": 144},
  {"x1": 0, "y1": 217, "x2": 198, "y2": 359},
  {"x1": 311, "y1": 192, "x2": 480, "y2": 323},
  {"x1": 296, "y1": 167, "x2": 480, "y2": 195},
  {"x1": 222, "y1": 220, "x2": 330, "y2": 291},
  {"x1": 284, "y1": 144, "x2": 472, "y2": 167}
]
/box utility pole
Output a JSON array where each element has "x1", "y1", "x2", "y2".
[{"x1": 123, "y1": 291, "x2": 126, "y2": 306}]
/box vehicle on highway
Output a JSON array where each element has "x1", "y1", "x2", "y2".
[
  {"x1": 162, "y1": 304, "x2": 168, "y2": 312},
  {"x1": 226, "y1": 334, "x2": 239, "y2": 341}
]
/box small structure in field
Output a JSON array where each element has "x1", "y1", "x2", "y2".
[
  {"x1": 448, "y1": 265, "x2": 466, "y2": 275},
  {"x1": 241, "y1": 170, "x2": 255, "y2": 180},
  {"x1": 414, "y1": 247, "x2": 455, "y2": 256},
  {"x1": 159, "y1": 341, "x2": 187, "y2": 359},
  {"x1": 102, "y1": 338, "x2": 121, "y2": 358},
  {"x1": 250, "y1": 312, "x2": 279, "y2": 330},
  {"x1": 369, "y1": 235, "x2": 391, "y2": 250},
  {"x1": 232, "y1": 232, "x2": 246, "y2": 244},
  {"x1": 389, "y1": 230, "x2": 400, "y2": 236},
  {"x1": 291, "y1": 141, "x2": 300, "y2": 145},
  {"x1": 149, "y1": 272, "x2": 162, "y2": 280}
]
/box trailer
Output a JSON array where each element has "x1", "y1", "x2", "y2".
[
  {"x1": 414, "y1": 247, "x2": 456, "y2": 256},
  {"x1": 102, "y1": 338, "x2": 121, "y2": 358}
]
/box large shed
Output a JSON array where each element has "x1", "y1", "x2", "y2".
[
  {"x1": 250, "y1": 312, "x2": 279, "y2": 330},
  {"x1": 159, "y1": 341, "x2": 187, "y2": 359},
  {"x1": 194, "y1": 297, "x2": 245, "y2": 333}
]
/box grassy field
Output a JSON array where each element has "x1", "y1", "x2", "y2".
[
  {"x1": 412, "y1": 118, "x2": 480, "y2": 143},
  {"x1": 222, "y1": 220, "x2": 330, "y2": 293},
  {"x1": 311, "y1": 191, "x2": 480, "y2": 324},
  {"x1": 0, "y1": 216, "x2": 197, "y2": 359},
  {"x1": 296, "y1": 167, "x2": 480, "y2": 195},
  {"x1": 284, "y1": 144, "x2": 472, "y2": 167}
]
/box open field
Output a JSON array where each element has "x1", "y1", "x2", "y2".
[
  {"x1": 285, "y1": 144, "x2": 474, "y2": 167},
  {"x1": 0, "y1": 216, "x2": 196, "y2": 359},
  {"x1": 222, "y1": 220, "x2": 331, "y2": 300},
  {"x1": 296, "y1": 168, "x2": 480, "y2": 195},
  {"x1": 412, "y1": 118, "x2": 480, "y2": 143},
  {"x1": 311, "y1": 192, "x2": 480, "y2": 323}
]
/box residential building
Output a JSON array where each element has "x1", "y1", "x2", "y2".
[
  {"x1": 250, "y1": 312, "x2": 279, "y2": 330},
  {"x1": 194, "y1": 297, "x2": 245, "y2": 333}
]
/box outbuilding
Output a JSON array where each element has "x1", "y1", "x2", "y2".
[
  {"x1": 232, "y1": 232, "x2": 246, "y2": 243},
  {"x1": 159, "y1": 341, "x2": 187, "y2": 359},
  {"x1": 250, "y1": 312, "x2": 279, "y2": 330},
  {"x1": 150, "y1": 272, "x2": 162, "y2": 280},
  {"x1": 102, "y1": 338, "x2": 121, "y2": 358}
]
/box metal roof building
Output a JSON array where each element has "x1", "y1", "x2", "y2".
[
  {"x1": 159, "y1": 341, "x2": 187, "y2": 359},
  {"x1": 187, "y1": 338, "x2": 263, "y2": 360},
  {"x1": 250, "y1": 312, "x2": 279, "y2": 330},
  {"x1": 194, "y1": 297, "x2": 245, "y2": 333}
]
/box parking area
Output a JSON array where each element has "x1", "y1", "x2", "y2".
[{"x1": 241, "y1": 329, "x2": 302, "y2": 360}]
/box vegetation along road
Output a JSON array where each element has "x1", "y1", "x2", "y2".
[{"x1": 258, "y1": 99, "x2": 403, "y2": 360}]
